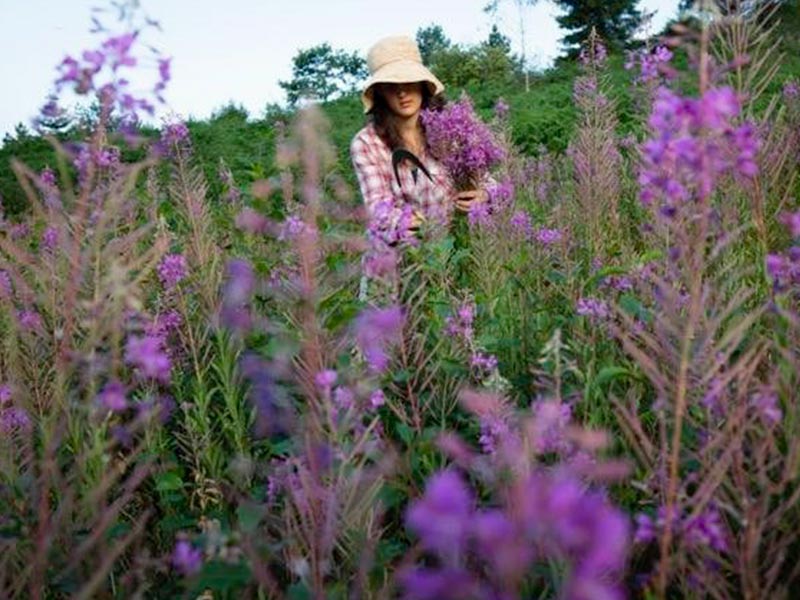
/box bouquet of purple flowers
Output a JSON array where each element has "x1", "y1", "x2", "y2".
[{"x1": 421, "y1": 96, "x2": 506, "y2": 191}]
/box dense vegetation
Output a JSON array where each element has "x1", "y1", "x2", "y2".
[{"x1": 1, "y1": 1, "x2": 800, "y2": 598}]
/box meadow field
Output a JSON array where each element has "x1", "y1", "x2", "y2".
[{"x1": 1, "y1": 1, "x2": 800, "y2": 598}]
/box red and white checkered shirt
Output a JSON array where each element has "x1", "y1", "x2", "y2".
[{"x1": 350, "y1": 122, "x2": 455, "y2": 244}]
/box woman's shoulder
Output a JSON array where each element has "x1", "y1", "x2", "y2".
[{"x1": 351, "y1": 122, "x2": 383, "y2": 152}]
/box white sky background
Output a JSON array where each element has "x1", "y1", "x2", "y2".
[{"x1": 0, "y1": 0, "x2": 680, "y2": 138}]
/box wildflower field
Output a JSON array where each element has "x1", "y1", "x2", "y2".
[{"x1": 2, "y1": 1, "x2": 800, "y2": 598}]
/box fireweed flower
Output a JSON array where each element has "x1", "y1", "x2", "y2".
[
  {"x1": 509, "y1": 210, "x2": 533, "y2": 239},
  {"x1": 639, "y1": 86, "x2": 759, "y2": 214},
  {"x1": 444, "y1": 300, "x2": 475, "y2": 341},
  {"x1": 576, "y1": 297, "x2": 610, "y2": 320},
  {"x1": 125, "y1": 335, "x2": 172, "y2": 383},
  {"x1": 9, "y1": 223, "x2": 30, "y2": 241},
  {"x1": 0, "y1": 270, "x2": 13, "y2": 299},
  {"x1": 494, "y1": 98, "x2": 510, "y2": 120},
  {"x1": 779, "y1": 210, "x2": 800, "y2": 238},
  {"x1": 17, "y1": 309, "x2": 43, "y2": 332},
  {"x1": 314, "y1": 369, "x2": 338, "y2": 391},
  {"x1": 41, "y1": 226, "x2": 59, "y2": 253},
  {"x1": 782, "y1": 79, "x2": 799, "y2": 99},
  {"x1": 369, "y1": 389, "x2": 386, "y2": 409},
  {"x1": 750, "y1": 389, "x2": 782, "y2": 426},
  {"x1": 625, "y1": 45, "x2": 674, "y2": 85},
  {"x1": 535, "y1": 227, "x2": 563, "y2": 245},
  {"x1": 97, "y1": 380, "x2": 128, "y2": 412},
  {"x1": 157, "y1": 253, "x2": 188, "y2": 290},
  {"x1": 172, "y1": 539, "x2": 203, "y2": 575},
  {"x1": 0, "y1": 406, "x2": 32, "y2": 433},
  {"x1": 354, "y1": 305, "x2": 404, "y2": 373},
  {"x1": 420, "y1": 96, "x2": 505, "y2": 190},
  {"x1": 531, "y1": 400, "x2": 574, "y2": 455},
  {"x1": 399, "y1": 566, "x2": 480, "y2": 600},
  {"x1": 470, "y1": 351, "x2": 498, "y2": 376},
  {"x1": 405, "y1": 469, "x2": 473, "y2": 562}
]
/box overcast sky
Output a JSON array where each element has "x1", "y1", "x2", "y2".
[{"x1": 0, "y1": 0, "x2": 680, "y2": 137}]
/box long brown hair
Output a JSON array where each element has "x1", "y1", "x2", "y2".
[{"x1": 368, "y1": 83, "x2": 446, "y2": 152}]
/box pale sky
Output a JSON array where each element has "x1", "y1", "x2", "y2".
[{"x1": 0, "y1": 0, "x2": 680, "y2": 138}]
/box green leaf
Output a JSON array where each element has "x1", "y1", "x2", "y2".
[
  {"x1": 395, "y1": 422, "x2": 414, "y2": 446},
  {"x1": 191, "y1": 560, "x2": 251, "y2": 593},
  {"x1": 287, "y1": 582, "x2": 313, "y2": 600},
  {"x1": 593, "y1": 366, "x2": 632, "y2": 388},
  {"x1": 155, "y1": 471, "x2": 184, "y2": 492},
  {"x1": 619, "y1": 293, "x2": 651, "y2": 322},
  {"x1": 237, "y1": 501, "x2": 266, "y2": 534}
]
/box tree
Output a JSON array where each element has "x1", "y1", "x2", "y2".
[
  {"x1": 484, "y1": 0, "x2": 540, "y2": 91},
  {"x1": 416, "y1": 24, "x2": 452, "y2": 65},
  {"x1": 279, "y1": 44, "x2": 367, "y2": 107},
  {"x1": 487, "y1": 24, "x2": 513, "y2": 53},
  {"x1": 552, "y1": 0, "x2": 643, "y2": 56},
  {"x1": 678, "y1": 0, "x2": 784, "y2": 15}
]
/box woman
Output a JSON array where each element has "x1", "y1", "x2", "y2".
[{"x1": 350, "y1": 35, "x2": 488, "y2": 248}]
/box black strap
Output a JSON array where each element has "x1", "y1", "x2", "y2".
[{"x1": 391, "y1": 148, "x2": 433, "y2": 189}]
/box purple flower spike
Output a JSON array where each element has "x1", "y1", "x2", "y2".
[
  {"x1": 354, "y1": 306, "x2": 404, "y2": 374},
  {"x1": 157, "y1": 254, "x2": 188, "y2": 290},
  {"x1": 406, "y1": 470, "x2": 473, "y2": 562},
  {"x1": 172, "y1": 540, "x2": 203, "y2": 576},
  {"x1": 125, "y1": 335, "x2": 172, "y2": 383}
]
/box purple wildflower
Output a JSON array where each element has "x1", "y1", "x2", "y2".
[
  {"x1": 576, "y1": 297, "x2": 609, "y2": 320},
  {"x1": 639, "y1": 86, "x2": 759, "y2": 212},
  {"x1": 17, "y1": 310, "x2": 43, "y2": 332},
  {"x1": 0, "y1": 384, "x2": 11, "y2": 405},
  {"x1": 634, "y1": 513, "x2": 656, "y2": 544},
  {"x1": 172, "y1": 540, "x2": 203, "y2": 575},
  {"x1": 354, "y1": 306, "x2": 404, "y2": 373},
  {"x1": 683, "y1": 506, "x2": 727, "y2": 552},
  {"x1": 494, "y1": 98, "x2": 510, "y2": 120},
  {"x1": 369, "y1": 389, "x2": 386, "y2": 409},
  {"x1": 509, "y1": 210, "x2": 533, "y2": 239},
  {"x1": 478, "y1": 412, "x2": 509, "y2": 454},
  {"x1": 125, "y1": 335, "x2": 172, "y2": 383},
  {"x1": 750, "y1": 389, "x2": 782, "y2": 426},
  {"x1": 531, "y1": 400, "x2": 573, "y2": 455},
  {"x1": 315, "y1": 369, "x2": 337, "y2": 391},
  {"x1": 97, "y1": 380, "x2": 127, "y2": 412},
  {"x1": 399, "y1": 567, "x2": 480, "y2": 600},
  {"x1": 0, "y1": 407, "x2": 32, "y2": 433},
  {"x1": 0, "y1": 270, "x2": 11, "y2": 299},
  {"x1": 445, "y1": 301, "x2": 475, "y2": 342},
  {"x1": 535, "y1": 227, "x2": 563, "y2": 245},
  {"x1": 470, "y1": 351, "x2": 498, "y2": 376},
  {"x1": 780, "y1": 210, "x2": 800, "y2": 238},
  {"x1": 333, "y1": 386, "x2": 354, "y2": 411},
  {"x1": 406, "y1": 470, "x2": 473, "y2": 562},
  {"x1": 157, "y1": 254, "x2": 188, "y2": 290},
  {"x1": 41, "y1": 226, "x2": 59, "y2": 252},
  {"x1": 420, "y1": 96, "x2": 506, "y2": 190},
  {"x1": 9, "y1": 223, "x2": 30, "y2": 240}
]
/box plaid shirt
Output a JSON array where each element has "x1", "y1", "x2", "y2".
[{"x1": 350, "y1": 122, "x2": 454, "y2": 244}]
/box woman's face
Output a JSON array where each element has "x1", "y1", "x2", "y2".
[{"x1": 379, "y1": 81, "x2": 424, "y2": 119}]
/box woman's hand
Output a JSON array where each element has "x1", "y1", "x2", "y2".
[
  {"x1": 454, "y1": 189, "x2": 489, "y2": 213},
  {"x1": 409, "y1": 209, "x2": 425, "y2": 231}
]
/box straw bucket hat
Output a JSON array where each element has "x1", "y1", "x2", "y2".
[{"x1": 361, "y1": 35, "x2": 445, "y2": 114}]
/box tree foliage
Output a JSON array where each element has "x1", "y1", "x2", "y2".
[
  {"x1": 416, "y1": 24, "x2": 452, "y2": 65},
  {"x1": 279, "y1": 43, "x2": 367, "y2": 107},
  {"x1": 553, "y1": 0, "x2": 643, "y2": 55}
]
